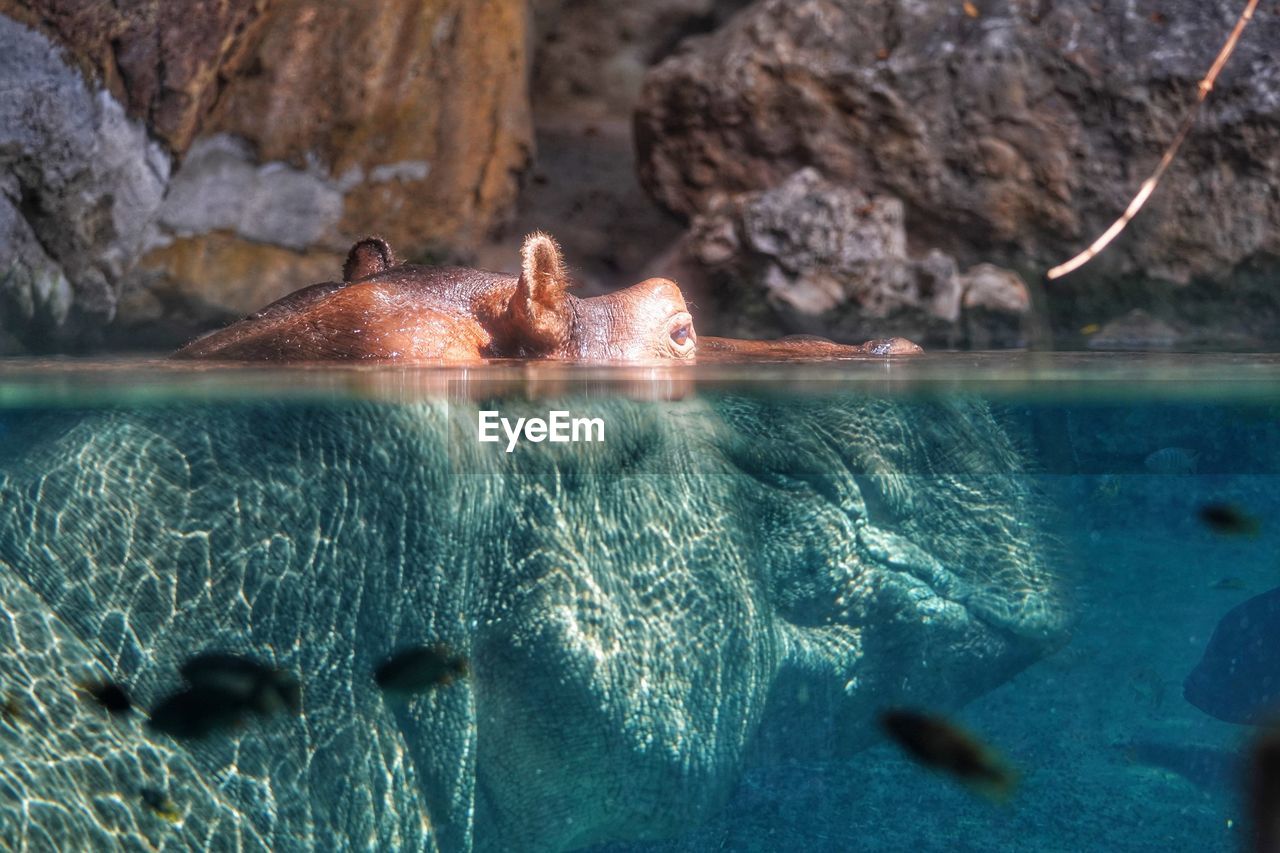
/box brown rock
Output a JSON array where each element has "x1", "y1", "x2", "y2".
[
  {"x1": 467, "y1": 1, "x2": 752, "y2": 308},
  {"x1": 113, "y1": 233, "x2": 342, "y2": 350},
  {"x1": 0, "y1": 0, "x2": 270, "y2": 154},
  {"x1": 531, "y1": 0, "x2": 752, "y2": 117},
  {"x1": 206, "y1": 0, "x2": 532, "y2": 252},
  {"x1": 635, "y1": 0, "x2": 1280, "y2": 287},
  {"x1": 1, "y1": 1, "x2": 533, "y2": 353},
  {"x1": 12, "y1": 0, "x2": 536, "y2": 241},
  {"x1": 959, "y1": 262, "x2": 1032, "y2": 349},
  {"x1": 961, "y1": 264, "x2": 1031, "y2": 315},
  {"x1": 656, "y1": 168, "x2": 1028, "y2": 345}
]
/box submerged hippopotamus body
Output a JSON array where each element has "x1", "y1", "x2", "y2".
[
  {"x1": 0, "y1": 393, "x2": 1063, "y2": 851},
  {"x1": 175, "y1": 234, "x2": 919, "y2": 361}
]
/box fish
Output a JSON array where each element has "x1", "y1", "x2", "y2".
[
  {"x1": 140, "y1": 787, "x2": 182, "y2": 823},
  {"x1": 1185, "y1": 586, "x2": 1280, "y2": 724},
  {"x1": 80, "y1": 681, "x2": 133, "y2": 715},
  {"x1": 148, "y1": 685, "x2": 251, "y2": 740},
  {"x1": 148, "y1": 653, "x2": 300, "y2": 739},
  {"x1": 1143, "y1": 447, "x2": 1199, "y2": 475},
  {"x1": 1, "y1": 693, "x2": 28, "y2": 727},
  {"x1": 1198, "y1": 502, "x2": 1262, "y2": 536},
  {"x1": 878, "y1": 708, "x2": 1016, "y2": 801},
  {"x1": 375, "y1": 645, "x2": 469, "y2": 695},
  {"x1": 1249, "y1": 728, "x2": 1280, "y2": 853},
  {"x1": 180, "y1": 652, "x2": 300, "y2": 715}
]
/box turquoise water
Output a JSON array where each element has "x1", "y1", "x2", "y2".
[{"x1": 0, "y1": 353, "x2": 1275, "y2": 851}]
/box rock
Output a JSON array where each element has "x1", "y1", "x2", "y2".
[
  {"x1": 959, "y1": 262, "x2": 1033, "y2": 348},
  {"x1": 115, "y1": 234, "x2": 343, "y2": 351},
  {"x1": 156, "y1": 136, "x2": 346, "y2": 253},
  {"x1": 0, "y1": 0, "x2": 270, "y2": 154},
  {"x1": 636, "y1": 0, "x2": 1280, "y2": 293},
  {"x1": 0, "y1": 1, "x2": 532, "y2": 353},
  {"x1": 121, "y1": 0, "x2": 533, "y2": 341},
  {"x1": 203, "y1": 0, "x2": 531, "y2": 253},
  {"x1": 531, "y1": 0, "x2": 752, "y2": 116},
  {"x1": 1087, "y1": 308, "x2": 1184, "y2": 350},
  {"x1": 661, "y1": 168, "x2": 1028, "y2": 345},
  {"x1": 0, "y1": 16, "x2": 169, "y2": 353},
  {"x1": 961, "y1": 263, "x2": 1032, "y2": 316}
]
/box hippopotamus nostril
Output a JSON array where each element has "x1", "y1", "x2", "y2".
[{"x1": 867, "y1": 337, "x2": 925, "y2": 356}]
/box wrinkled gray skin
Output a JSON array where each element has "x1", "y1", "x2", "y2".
[{"x1": 0, "y1": 394, "x2": 1064, "y2": 850}]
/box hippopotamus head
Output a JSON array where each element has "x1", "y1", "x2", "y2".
[
  {"x1": 501, "y1": 233, "x2": 696, "y2": 360},
  {"x1": 176, "y1": 233, "x2": 696, "y2": 361},
  {"x1": 175, "y1": 232, "x2": 918, "y2": 361}
]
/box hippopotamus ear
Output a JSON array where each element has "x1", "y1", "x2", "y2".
[
  {"x1": 509, "y1": 232, "x2": 573, "y2": 352},
  {"x1": 343, "y1": 237, "x2": 396, "y2": 282}
]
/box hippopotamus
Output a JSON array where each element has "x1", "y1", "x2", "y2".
[
  {"x1": 0, "y1": 390, "x2": 1064, "y2": 851},
  {"x1": 174, "y1": 233, "x2": 920, "y2": 361}
]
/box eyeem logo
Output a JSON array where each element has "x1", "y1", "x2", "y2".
[{"x1": 478, "y1": 410, "x2": 605, "y2": 453}]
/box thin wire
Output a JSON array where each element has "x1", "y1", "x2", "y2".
[{"x1": 1046, "y1": 0, "x2": 1259, "y2": 280}]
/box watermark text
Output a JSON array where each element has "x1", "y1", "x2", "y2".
[{"x1": 478, "y1": 410, "x2": 605, "y2": 452}]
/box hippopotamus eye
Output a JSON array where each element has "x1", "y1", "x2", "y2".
[{"x1": 671, "y1": 325, "x2": 690, "y2": 345}]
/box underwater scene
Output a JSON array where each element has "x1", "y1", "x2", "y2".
[
  {"x1": 0, "y1": 353, "x2": 1274, "y2": 852},
  {"x1": 5, "y1": 0, "x2": 1280, "y2": 849}
]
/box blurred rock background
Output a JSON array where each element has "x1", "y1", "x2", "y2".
[{"x1": 0, "y1": 0, "x2": 1277, "y2": 354}]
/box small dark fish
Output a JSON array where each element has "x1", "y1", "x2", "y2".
[
  {"x1": 1199, "y1": 502, "x2": 1262, "y2": 536},
  {"x1": 1, "y1": 693, "x2": 27, "y2": 727},
  {"x1": 1249, "y1": 728, "x2": 1280, "y2": 853},
  {"x1": 140, "y1": 787, "x2": 181, "y2": 823},
  {"x1": 148, "y1": 685, "x2": 251, "y2": 740},
  {"x1": 81, "y1": 681, "x2": 133, "y2": 716},
  {"x1": 375, "y1": 645, "x2": 469, "y2": 694},
  {"x1": 181, "y1": 652, "x2": 300, "y2": 715},
  {"x1": 1185, "y1": 586, "x2": 1280, "y2": 724},
  {"x1": 879, "y1": 709, "x2": 1016, "y2": 801}
]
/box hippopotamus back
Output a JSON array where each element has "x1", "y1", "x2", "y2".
[
  {"x1": 1185, "y1": 586, "x2": 1280, "y2": 724},
  {"x1": 175, "y1": 234, "x2": 698, "y2": 362}
]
